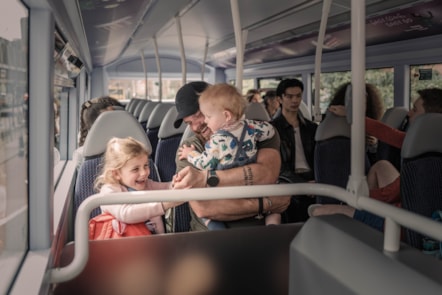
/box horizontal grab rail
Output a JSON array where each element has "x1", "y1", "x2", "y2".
[{"x1": 49, "y1": 183, "x2": 442, "y2": 283}]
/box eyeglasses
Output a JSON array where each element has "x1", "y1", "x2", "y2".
[{"x1": 283, "y1": 93, "x2": 302, "y2": 100}]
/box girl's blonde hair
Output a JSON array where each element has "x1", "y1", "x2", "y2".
[
  {"x1": 199, "y1": 83, "x2": 247, "y2": 121},
  {"x1": 94, "y1": 137, "x2": 149, "y2": 191}
]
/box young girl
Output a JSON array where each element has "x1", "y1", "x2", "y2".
[
  {"x1": 177, "y1": 83, "x2": 280, "y2": 229},
  {"x1": 94, "y1": 136, "x2": 182, "y2": 235}
]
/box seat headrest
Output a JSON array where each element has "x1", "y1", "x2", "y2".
[
  {"x1": 401, "y1": 113, "x2": 442, "y2": 158},
  {"x1": 138, "y1": 101, "x2": 159, "y2": 122},
  {"x1": 299, "y1": 101, "x2": 311, "y2": 120},
  {"x1": 381, "y1": 107, "x2": 408, "y2": 128},
  {"x1": 83, "y1": 110, "x2": 152, "y2": 157},
  {"x1": 179, "y1": 125, "x2": 195, "y2": 145},
  {"x1": 245, "y1": 102, "x2": 270, "y2": 121},
  {"x1": 158, "y1": 106, "x2": 187, "y2": 138},
  {"x1": 146, "y1": 103, "x2": 174, "y2": 129},
  {"x1": 315, "y1": 111, "x2": 350, "y2": 141}
]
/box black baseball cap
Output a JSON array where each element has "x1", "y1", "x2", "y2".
[{"x1": 174, "y1": 81, "x2": 210, "y2": 128}]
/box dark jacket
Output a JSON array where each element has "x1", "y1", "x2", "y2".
[{"x1": 271, "y1": 112, "x2": 317, "y2": 182}]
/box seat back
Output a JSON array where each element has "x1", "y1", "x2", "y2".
[
  {"x1": 245, "y1": 102, "x2": 271, "y2": 121},
  {"x1": 400, "y1": 113, "x2": 442, "y2": 249},
  {"x1": 127, "y1": 98, "x2": 142, "y2": 114},
  {"x1": 155, "y1": 106, "x2": 186, "y2": 181},
  {"x1": 138, "y1": 101, "x2": 159, "y2": 130},
  {"x1": 377, "y1": 106, "x2": 409, "y2": 170},
  {"x1": 74, "y1": 110, "x2": 157, "y2": 220},
  {"x1": 146, "y1": 103, "x2": 174, "y2": 158},
  {"x1": 314, "y1": 111, "x2": 370, "y2": 204},
  {"x1": 132, "y1": 99, "x2": 148, "y2": 119}
]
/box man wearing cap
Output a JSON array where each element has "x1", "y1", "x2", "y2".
[{"x1": 170, "y1": 81, "x2": 289, "y2": 231}]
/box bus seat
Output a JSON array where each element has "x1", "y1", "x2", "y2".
[
  {"x1": 377, "y1": 106, "x2": 409, "y2": 170},
  {"x1": 299, "y1": 100, "x2": 311, "y2": 121},
  {"x1": 314, "y1": 111, "x2": 350, "y2": 204},
  {"x1": 126, "y1": 98, "x2": 142, "y2": 114},
  {"x1": 245, "y1": 102, "x2": 271, "y2": 121},
  {"x1": 132, "y1": 99, "x2": 148, "y2": 119},
  {"x1": 146, "y1": 103, "x2": 174, "y2": 159},
  {"x1": 168, "y1": 125, "x2": 195, "y2": 233},
  {"x1": 124, "y1": 98, "x2": 136, "y2": 111},
  {"x1": 74, "y1": 110, "x2": 158, "y2": 220},
  {"x1": 290, "y1": 214, "x2": 442, "y2": 294},
  {"x1": 155, "y1": 106, "x2": 186, "y2": 181},
  {"x1": 314, "y1": 111, "x2": 370, "y2": 204},
  {"x1": 400, "y1": 113, "x2": 442, "y2": 249},
  {"x1": 138, "y1": 101, "x2": 159, "y2": 130},
  {"x1": 54, "y1": 224, "x2": 302, "y2": 295}
]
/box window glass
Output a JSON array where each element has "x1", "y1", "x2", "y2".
[
  {"x1": 0, "y1": 1, "x2": 28, "y2": 293},
  {"x1": 410, "y1": 64, "x2": 442, "y2": 106},
  {"x1": 108, "y1": 78, "x2": 200, "y2": 102},
  {"x1": 313, "y1": 67, "x2": 394, "y2": 113}
]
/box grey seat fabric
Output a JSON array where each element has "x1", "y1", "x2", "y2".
[
  {"x1": 132, "y1": 99, "x2": 148, "y2": 119},
  {"x1": 74, "y1": 110, "x2": 158, "y2": 220},
  {"x1": 400, "y1": 113, "x2": 442, "y2": 249},
  {"x1": 138, "y1": 101, "x2": 159, "y2": 130},
  {"x1": 245, "y1": 102, "x2": 271, "y2": 121},
  {"x1": 146, "y1": 103, "x2": 174, "y2": 159},
  {"x1": 127, "y1": 98, "x2": 143, "y2": 114},
  {"x1": 377, "y1": 106, "x2": 409, "y2": 170}
]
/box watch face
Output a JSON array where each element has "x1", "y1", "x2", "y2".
[{"x1": 207, "y1": 171, "x2": 219, "y2": 187}]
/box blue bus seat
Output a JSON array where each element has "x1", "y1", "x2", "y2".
[
  {"x1": 145, "y1": 103, "x2": 174, "y2": 159},
  {"x1": 74, "y1": 110, "x2": 158, "y2": 220},
  {"x1": 377, "y1": 106, "x2": 409, "y2": 170},
  {"x1": 314, "y1": 111, "x2": 351, "y2": 204},
  {"x1": 155, "y1": 106, "x2": 186, "y2": 181},
  {"x1": 400, "y1": 113, "x2": 442, "y2": 249},
  {"x1": 138, "y1": 101, "x2": 159, "y2": 131},
  {"x1": 314, "y1": 111, "x2": 371, "y2": 204}
]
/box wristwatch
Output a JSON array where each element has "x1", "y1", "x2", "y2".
[{"x1": 207, "y1": 170, "x2": 219, "y2": 187}]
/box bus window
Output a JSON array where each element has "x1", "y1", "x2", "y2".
[
  {"x1": 313, "y1": 67, "x2": 394, "y2": 113},
  {"x1": 410, "y1": 63, "x2": 442, "y2": 106},
  {"x1": 0, "y1": 1, "x2": 28, "y2": 293}
]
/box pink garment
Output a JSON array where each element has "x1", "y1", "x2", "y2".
[
  {"x1": 100, "y1": 179, "x2": 170, "y2": 234},
  {"x1": 365, "y1": 117, "x2": 405, "y2": 149}
]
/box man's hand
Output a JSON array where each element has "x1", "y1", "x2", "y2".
[{"x1": 172, "y1": 166, "x2": 206, "y2": 189}]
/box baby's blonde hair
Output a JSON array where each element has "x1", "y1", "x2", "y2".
[
  {"x1": 199, "y1": 83, "x2": 247, "y2": 121},
  {"x1": 94, "y1": 137, "x2": 149, "y2": 191}
]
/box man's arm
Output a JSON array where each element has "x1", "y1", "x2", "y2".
[{"x1": 174, "y1": 147, "x2": 290, "y2": 220}]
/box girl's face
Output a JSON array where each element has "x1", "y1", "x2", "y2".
[
  {"x1": 114, "y1": 154, "x2": 150, "y2": 190},
  {"x1": 200, "y1": 102, "x2": 231, "y2": 132}
]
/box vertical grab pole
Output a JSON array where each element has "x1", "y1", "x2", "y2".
[
  {"x1": 313, "y1": 0, "x2": 332, "y2": 123},
  {"x1": 230, "y1": 0, "x2": 245, "y2": 93},
  {"x1": 153, "y1": 36, "x2": 162, "y2": 102},
  {"x1": 176, "y1": 16, "x2": 187, "y2": 86},
  {"x1": 347, "y1": 0, "x2": 369, "y2": 198},
  {"x1": 140, "y1": 49, "x2": 148, "y2": 99},
  {"x1": 201, "y1": 39, "x2": 209, "y2": 81}
]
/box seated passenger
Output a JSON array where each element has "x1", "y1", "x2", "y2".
[
  {"x1": 271, "y1": 78, "x2": 318, "y2": 223},
  {"x1": 171, "y1": 81, "x2": 290, "y2": 231},
  {"x1": 310, "y1": 88, "x2": 442, "y2": 232},
  {"x1": 177, "y1": 83, "x2": 281, "y2": 229},
  {"x1": 263, "y1": 90, "x2": 281, "y2": 120},
  {"x1": 328, "y1": 82, "x2": 384, "y2": 164},
  {"x1": 73, "y1": 96, "x2": 124, "y2": 170},
  {"x1": 94, "y1": 137, "x2": 183, "y2": 234}
]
